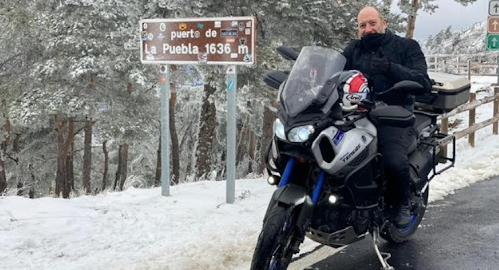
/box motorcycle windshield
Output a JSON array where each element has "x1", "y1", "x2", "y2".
[{"x1": 281, "y1": 46, "x2": 346, "y2": 117}]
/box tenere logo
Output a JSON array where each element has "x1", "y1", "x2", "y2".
[{"x1": 340, "y1": 144, "x2": 361, "y2": 162}]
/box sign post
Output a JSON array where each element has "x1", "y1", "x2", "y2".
[
  {"x1": 226, "y1": 65, "x2": 237, "y2": 204},
  {"x1": 160, "y1": 65, "x2": 170, "y2": 196},
  {"x1": 487, "y1": 1, "x2": 499, "y2": 84},
  {"x1": 139, "y1": 17, "x2": 256, "y2": 202}
]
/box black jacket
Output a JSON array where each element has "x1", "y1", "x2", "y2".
[{"x1": 342, "y1": 30, "x2": 432, "y2": 111}]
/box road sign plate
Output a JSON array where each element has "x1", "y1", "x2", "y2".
[
  {"x1": 487, "y1": 34, "x2": 499, "y2": 50},
  {"x1": 139, "y1": 17, "x2": 257, "y2": 65},
  {"x1": 489, "y1": 16, "x2": 499, "y2": 33},
  {"x1": 490, "y1": 0, "x2": 499, "y2": 16}
]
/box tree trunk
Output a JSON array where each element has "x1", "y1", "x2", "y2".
[
  {"x1": 0, "y1": 99, "x2": 10, "y2": 193},
  {"x1": 196, "y1": 83, "x2": 217, "y2": 179},
  {"x1": 53, "y1": 115, "x2": 75, "y2": 198},
  {"x1": 55, "y1": 115, "x2": 67, "y2": 197},
  {"x1": 102, "y1": 140, "x2": 109, "y2": 191},
  {"x1": 0, "y1": 151, "x2": 6, "y2": 194},
  {"x1": 114, "y1": 144, "x2": 122, "y2": 190},
  {"x1": 82, "y1": 117, "x2": 92, "y2": 194},
  {"x1": 119, "y1": 143, "x2": 129, "y2": 191},
  {"x1": 17, "y1": 182, "x2": 23, "y2": 196},
  {"x1": 64, "y1": 117, "x2": 75, "y2": 198},
  {"x1": 169, "y1": 65, "x2": 180, "y2": 185},
  {"x1": 248, "y1": 130, "x2": 256, "y2": 174},
  {"x1": 29, "y1": 181, "x2": 35, "y2": 198},
  {"x1": 405, "y1": 0, "x2": 419, "y2": 39},
  {"x1": 155, "y1": 136, "x2": 161, "y2": 187},
  {"x1": 236, "y1": 115, "x2": 250, "y2": 165},
  {"x1": 67, "y1": 141, "x2": 74, "y2": 193},
  {"x1": 13, "y1": 132, "x2": 21, "y2": 153},
  {"x1": 260, "y1": 100, "x2": 277, "y2": 173}
]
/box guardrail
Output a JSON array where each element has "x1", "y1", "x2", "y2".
[
  {"x1": 439, "y1": 88, "x2": 499, "y2": 155},
  {"x1": 426, "y1": 54, "x2": 499, "y2": 79}
]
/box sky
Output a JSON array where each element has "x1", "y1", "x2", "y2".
[
  {"x1": 1, "y1": 77, "x2": 499, "y2": 270},
  {"x1": 394, "y1": 0, "x2": 488, "y2": 41}
]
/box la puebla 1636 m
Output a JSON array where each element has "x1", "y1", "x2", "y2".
[{"x1": 145, "y1": 43, "x2": 199, "y2": 55}]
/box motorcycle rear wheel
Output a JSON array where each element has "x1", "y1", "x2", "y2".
[
  {"x1": 250, "y1": 204, "x2": 296, "y2": 270},
  {"x1": 381, "y1": 187, "x2": 429, "y2": 243}
]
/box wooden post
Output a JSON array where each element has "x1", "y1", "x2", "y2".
[
  {"x1": 494, "y1": 87, "x2": 499, "y2": 135},
  {"x1": 457, "y1": 56, "x2": 460, "y2": 74},
  {"x1": 435, "y1": 55, "x2": 439, "y2": 72},
  {"x1": 441, "y1": 117, "x2": 448, "y2": 162},
  {"x1": 467, "y1": 60, "x2": 471, "y2": 81},
  {"x1": 478, "y1": 56, "x2": 483, "y2": 75},
  {"x1": 469, "y1": 93, "x2": 476, "y2": 147}
]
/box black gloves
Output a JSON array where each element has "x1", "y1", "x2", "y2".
[{"x1": 370, "y1": 55, "x2": 391, "y2": 74}]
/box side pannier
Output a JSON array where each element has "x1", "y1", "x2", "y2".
[{"x1": 415, "y1": 72, "x2": 471, "y2": 113}]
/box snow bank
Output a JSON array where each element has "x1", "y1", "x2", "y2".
[{"x1": 1, "y1": 76, "x2": 498, "y2": 270}]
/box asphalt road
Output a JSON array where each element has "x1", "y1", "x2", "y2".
[{"x1": 305, "y1": 176, "x2": 499, "y2": 270}]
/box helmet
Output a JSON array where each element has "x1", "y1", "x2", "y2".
[{"x1": 339, "y1": 70, "x2": 370, "y2": 112}]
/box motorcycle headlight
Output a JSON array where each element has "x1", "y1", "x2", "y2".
[
  {"x1": 274, "y1": 118, "x2": 286, "y2": 140},
  {"x1": 288, "y1": 125, "x2": 315, "y2": 143}
]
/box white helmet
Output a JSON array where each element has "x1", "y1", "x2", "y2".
[{"x1": 340, "y1": 71, "x2": 370, "y2": 112}]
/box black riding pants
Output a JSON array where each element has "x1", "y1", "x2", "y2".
[{"x1": 377, "y1": 125, "x2": 417, "y2": 205}]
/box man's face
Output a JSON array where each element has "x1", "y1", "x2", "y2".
[{"x1": 357, "y1": 8, "x2": 387, "y2": 38}]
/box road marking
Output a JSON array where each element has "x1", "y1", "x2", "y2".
[{"x1": 289, "y1": 245, "x2": 345, "y2": 270}]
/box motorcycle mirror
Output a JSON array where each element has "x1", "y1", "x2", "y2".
[
  {"x1": 276, "y1": 46, "x2": 299, "y2": 61},
  {"x1": 263, "y1": 70, "x2": 288, "y2": 90}
]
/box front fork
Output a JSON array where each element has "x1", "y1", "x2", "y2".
[
  {"x1": 270, "y1": 158, "x2": 327, "y2": 252},
  {"x1": 277, "y1": 157, "x2": 326, "y2": 206}
]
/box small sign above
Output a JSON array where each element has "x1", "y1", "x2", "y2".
[
  {"x1": 490, "y1": 0, "x2": 499, "y2": 16},
  {"x1": 139, "y1": 17, "x2": 257, "y2": 65}
]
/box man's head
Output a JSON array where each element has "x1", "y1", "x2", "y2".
[{"x1": 357, "y1": 6, "x2": 387, "y2": 38}]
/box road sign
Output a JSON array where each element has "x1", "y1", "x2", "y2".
[
  {"x1": 488, "y1": 1, "x2": 499, "y2": 50},
  {"x1": 487, "y1": 34, "x2": 499, "y2": 50},
  {"x1": 489, "y1": 17, "x2": 499, "y2": 33},
  {"x1": 491, "y1": 0, "x2": 499, "y2": 16},
  {"x1": 139, "y1": 17, "x2": 256, "y2": 65}
]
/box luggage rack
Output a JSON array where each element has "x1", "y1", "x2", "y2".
[{"x1": 421, "y1": 132, "x2": 456, "y2": 181}]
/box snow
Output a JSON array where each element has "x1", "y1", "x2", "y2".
[{"x1": 1, "y1": 76, "x2": 499, "y2": 270}]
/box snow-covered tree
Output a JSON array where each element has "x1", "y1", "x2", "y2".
[
  {"x1": 395, "y1": 0, "x2": 477, "y2": 39},
  {"x1": 1, "y1": 0, "x2": 406, "y2": 196}
]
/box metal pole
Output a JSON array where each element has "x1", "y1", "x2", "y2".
[
  {"x1": 440, "y1": 117, "x2": 449, "y2": 164},
  {"x1": 469, "y1": 93, "x2": 476, "y2": 147},
  {"x1": 497, "y1": 53, "x2": 499, "y2": 85},
  {"x1": 467, "y1": 60, "x2": 471, "y2": 81},
  {"x1": 160, "y1": 65, "x2": 170, "y2": 197},
  {"x1": 226, "y1": 65, "x2": 237, "y2": 204},
  {"x1": 494, "y1": 87, "x2": 499, "y2": 135}
]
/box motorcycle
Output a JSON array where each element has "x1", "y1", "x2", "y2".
[{"x1": 251, "y1": 46, "x2": 456, "y2": 270}]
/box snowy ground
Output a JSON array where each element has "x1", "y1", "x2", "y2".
[{"x1": 1, "y1": 76, "x2": 498, "y2": 270}]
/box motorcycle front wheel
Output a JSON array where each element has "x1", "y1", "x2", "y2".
[
  {"x1": 381, "y1": 187, "x2": 429, "y2": 243},
  {"x1": 250, "y1": 204, "x2": 297, "y2": 270}
]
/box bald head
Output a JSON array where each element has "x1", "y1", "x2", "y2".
[{"x1": 357, "y1": 6, "x2": 387, "y2": 38}]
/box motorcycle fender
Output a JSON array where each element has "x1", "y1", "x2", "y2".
[
  {"x1": 272, "y1": 184, "x2": 314, "y2": 237},
  {"x1": 272, "y1": 184, "x2": 308, "y2": 206}
]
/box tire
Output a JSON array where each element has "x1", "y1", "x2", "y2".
[
  {"x1": 250, "y1": 204, "x2": 296, "y2": 270},
  {"x1": 381, "y1": 187, "x2": 429, "y2": 243}
]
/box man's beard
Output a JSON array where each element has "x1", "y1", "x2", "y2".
[{"x1": 359, "y1": 27, "x2": 386, "y2": 38}]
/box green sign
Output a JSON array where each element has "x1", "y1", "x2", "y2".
[{"x1": 487, "y1": 34, "x2": 499, "y2": 50}]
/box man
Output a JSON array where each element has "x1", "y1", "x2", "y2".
[{"x1": 342, "y1": 6, "x2": 432, "y2": 227}]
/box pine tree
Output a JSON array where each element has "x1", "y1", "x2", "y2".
[{"x1": 396, "y1": 0, "x2": 477, "y2": 39}]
